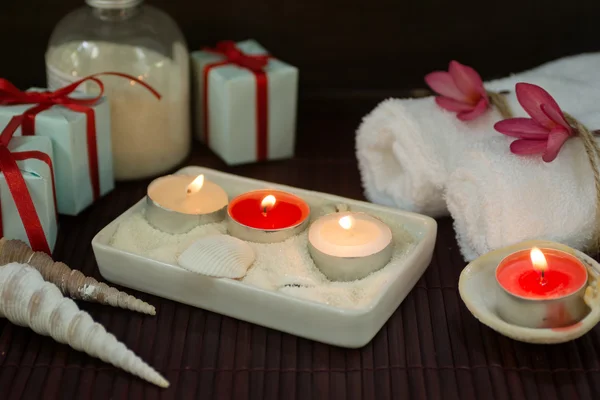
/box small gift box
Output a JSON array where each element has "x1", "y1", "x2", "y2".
[
  {"x1": 191, "y1": 40, "x2": 299, "y2": 165},
  {"x1": 0, "y1": 117, "x2": 57, "y2": 254},
  {"x1": 0, "y1": 82, "x2": 113, "y2": 216}
]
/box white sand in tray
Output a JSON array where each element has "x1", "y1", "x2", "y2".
[
  {"x1": 109, "y1": 213, "x2": 227, "y2": 264},
  {"x1": 109, "y1": 210, "x2": 416, "y2": 310}
]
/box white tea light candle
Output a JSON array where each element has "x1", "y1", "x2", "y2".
[
  {"x1": 308, "y1": 212, "x2": 393, "y2": 281},
  {"x1": 146, "y1": 174, "x2": 228, "y2": 233}
]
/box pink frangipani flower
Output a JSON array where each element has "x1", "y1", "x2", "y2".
[
  {"x1": 425, "y1": 61, "x2": 489, "y2": 121},
  {"x1": 494, "y1": 83, "x2": 573, "y2": 162}
]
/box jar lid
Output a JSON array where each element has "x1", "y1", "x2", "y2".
[{"x1": 86, "y1": 0, "x2": 143, "y2": 8}]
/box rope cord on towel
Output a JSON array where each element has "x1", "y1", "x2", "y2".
[
  {"x1": 564, "y1": 113, "x2": 600, "y2": 254},
  {"x1": 487, "y1": 91, "x2": 513, "y2": 119}
]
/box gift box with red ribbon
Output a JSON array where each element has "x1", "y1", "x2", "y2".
[
  {"x1": 191, "y1": 40, "x2": 299, "y2": 165},
  {"x1": 0, "y1": 73, "x2": 160, "y2": 216},
  {"x1": 0, "y1": 79, "x2": 112, "y2": 215},
  {"x1": 0, "y1": 116, "x2": 57, "y2": 254}
]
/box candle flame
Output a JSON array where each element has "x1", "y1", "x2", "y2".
[
  {"x1": 530, "y1": 247, "x2": 548, "y2": 272},
  {"x1": 261, "y1": 195, "x2": 276, "y2": 213},
  {"x1": 186, "y1": 174, "x2": 205, "y2": 195},
  {"x1": 338, "y1": 215, "x2": 354, "y2": 230}
]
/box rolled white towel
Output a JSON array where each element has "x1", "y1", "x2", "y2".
[
  {"x1": 527, "y1": 52, "x2": 600, "y2": 84},
  {"x1": 446, "y1": 112, "x2": 600, "y2": 261},
  {"x1": 356, "y1": 53, "x2": 600, "y2": 217}
]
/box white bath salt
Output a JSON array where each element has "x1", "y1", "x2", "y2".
[
  {"x1": 109, "y1": 210, "x2": 416, "y2": 310},
  {"x1": 109, "y1": 212, "x2": 226, "y2": 264},
  {"x1": 106, "y1": 86, "x2": 190, "y2": 180},
  {"x1": 242, "y1": 233, "x2": 329, "y2": 290},
  {"x1": 45, "y1": 41, "x2": 190, "y2": 180}
]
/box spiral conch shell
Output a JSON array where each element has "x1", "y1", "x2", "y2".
[
  {"x1": 0, "y1": 262, "x2": 169, "y2": 387},
  {"x1": 0, "y1": 238, "x2": 155, "y2": 315}
]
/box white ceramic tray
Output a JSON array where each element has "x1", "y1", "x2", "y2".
[{"x1": 92, "y1": 166, "x2": 437, "y2": 348}]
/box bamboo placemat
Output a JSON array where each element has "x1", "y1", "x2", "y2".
[{"x1": 1, "y1": 118, "x2": 600, "y2": 399}]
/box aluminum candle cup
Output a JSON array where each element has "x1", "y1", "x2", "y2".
[
  {"x1": 307, "y1": 212, "x2": 394, "y2": 282},
  {"x1": 495, "y1": 248, "x2": 589, "y2": 329},
  {"x1": 227, "y1": 189, "x2": 311, "y2": 243},
  {"x1": 146, "y1": 174, "x2": 229, "y2": 234}
]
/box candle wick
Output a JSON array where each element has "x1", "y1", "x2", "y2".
[
  {"x1": 540, "y1": 269, "x2": 547, "y2": 286},
  {"x1": 262, "y1": 206, "x2": 267, "y2": 216}
]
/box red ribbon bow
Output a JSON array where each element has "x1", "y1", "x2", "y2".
[
  {"x1": 0, "y1": 115, "x2": 58, "y2": 254},
  {"x1": 205, "y1": 40, "x2": 271, "y2": 71},
  {"x1": 202, "y1": 41, "x2": 272, "y2": 161},
  {"x1": 0, "y1": 72, "x2": 161, "y2": 199}
]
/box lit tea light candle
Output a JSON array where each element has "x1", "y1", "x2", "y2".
[
  {"x1": 146, "y1": 174, "x2": 229, "y2": 233},
  {"x1": 495, "y1": 247, "x2": 589, "y2": 328},
  {"x1": 261, "y1": 195, "x2": 276, "y2": 215},
  {"x1": 227, "y1": 189, "x2": 310, "y2": 243},
  {"x1": 307, "y1": 211, "x2": 393, "y2": 281}
]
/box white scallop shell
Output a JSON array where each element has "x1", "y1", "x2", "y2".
[{"x1": 177, "y1": 235, "x2": 255, "y2": 278}]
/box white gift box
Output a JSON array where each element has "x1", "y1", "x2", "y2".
[
  {"x1": 191, "y1": 40, "x2": 299, "y2": 165},
  {"x1": 1, "y1": 136, "x2": 57, "y2": 252},
  {"x1": 0, "y1": 89, "x2": 114, "y2": 215}
]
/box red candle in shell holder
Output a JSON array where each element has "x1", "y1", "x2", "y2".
[
  {"x1": 495, "y1": 247, "x2": 590, "y2": 329},
  {"x1": 226, "y1": 189, "x2": 310, "y2": 243}
]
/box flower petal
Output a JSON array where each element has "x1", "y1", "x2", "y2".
[
  {"x1": 435, "y1": 96, "x2": 474, "y2": 112},
  {"x1": 494, "y1": 118, "x2": 550, "y2": 139},
  {"x1": 509, "y1": 139, "x2": 548, "y2": 155},
  {"x1": 457, "y1": 97, "x2": 488, "y2": 121},
  {"x1": 425, "y1": 71, "x2": 469, "y2": 101},
  {"x1": 449, "y1": 60, "x2": 486, "y2": 98},
  {"x1": 515, "y1": 82, "x2": 564, "y2": 128},
  {"x1": 542, "y1": 126, "x2": 571, "y2": 162},
  {"x1": 541, "y1": 103, "x2": 571, "y2": 132}
]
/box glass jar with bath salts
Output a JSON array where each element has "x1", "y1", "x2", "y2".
[{"x1": 46, "y1": 0, "x2": 190, "y2": 181}]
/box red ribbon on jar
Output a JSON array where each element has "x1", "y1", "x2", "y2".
[
  {"x1": 202, "y1": 41, "x2": 272, "y2": 161},
  {"x1": 0, "y1": 116, "x2": 58, "y2": 255},
  {"x1": 0, "y1": 72, "x2": 161, "y2": 199}
]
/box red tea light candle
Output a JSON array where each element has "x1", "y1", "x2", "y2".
[
  {"x1": 495, "y1": 247, "x2": 589, "y2": 329},
  {"x1": 227, "y1": 189, "x2": 310, "y2": 243},
  {"x1": 146, "y1": 174, "x2": 228, "y2": 233}
]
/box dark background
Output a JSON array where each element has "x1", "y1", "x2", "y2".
[
  {"x1": 2, "y1": 0, "x2": 599, "y2": 99},
  {"x1": 2, "y1": 2, "x2": 600, "y2": 399}
]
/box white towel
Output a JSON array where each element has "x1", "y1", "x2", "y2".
[
  {"x1": 446, "y1": 112, "x2": 600, "y2": 261},
  {"x1": 530, "y1": 52, "x2": 600, "y2": 83},
  {"x1": 356, "y1": 53, "x2": 600, "y2": 217}
]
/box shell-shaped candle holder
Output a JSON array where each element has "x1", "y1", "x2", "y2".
[
  {"x1": 0, "y1": 262, "x2": 169, "y2": 388},
  {"x1": 459, "y1": 240, "x2": 600, "y2": 344},
  {"x1": 177, "y1": 235, "x2": 255, "y2": 278},
  {"x1": 0, "y1": 238, "x2": 155, "y2": 315}
]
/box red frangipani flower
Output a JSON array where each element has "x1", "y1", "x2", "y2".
[
  {"x1": 494, "y1": 83, "x2": 574, "y2": 162},
  {"x1": 425, "y1": 61, "x2": 489, "y2": 121}
]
